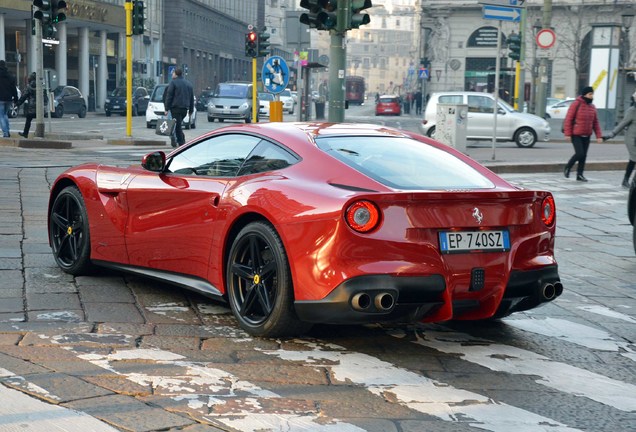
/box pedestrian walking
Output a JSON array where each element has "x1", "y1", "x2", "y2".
[
  {"x1": 603, "y1": 90, "x2": 636, "y2": 188},
  {"x1": 563, "y1": 86, "x2": 603, "y2": 182},
  {"x1": 415, "y1": 90, "x2": 423, "y2": 115},
  {"x1": 0, "y1": 60, "x2": 18, "y2": 138},
  {"x1": 164, "y1": 67, "x2": 194, "y2": 147},
  {"x1": 16, "y1": 72, "x2": 47, "y2": 138}
]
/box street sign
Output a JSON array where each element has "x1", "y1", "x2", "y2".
[
  {"x1": 482, "y1": 5, "x2": 521, "y2": 22},
  {"x1": 262, "y1": 56, "x2": 289, "y2": 94},
  {"x1": 419, "y1": 68, "x2": 429, "y2": 79},
  {"x1": 536, "y1": 28, "x2": 556, "y2": 49}
]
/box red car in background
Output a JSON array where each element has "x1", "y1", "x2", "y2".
[
  {"x1": 48, "y1": 122, "x2": 562, "y2": 337},
  {"x1": 375, "y1": 95, "x2": 402, "y2": 116}
]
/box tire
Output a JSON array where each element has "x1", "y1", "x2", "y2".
[
  {"x1": 78, "y1": 105, "x2": 87, "y2": 118},
  {"x1": 208, "y1": 116, "x2": 214, "y2": 122},
  {"x1": 226, "y1": 222, "x2": 311, "y2": 337},
  {"x1": 105, "y1": 111, "x2": 111, "y2": 117},
  {"x1": 427, "y1": 126, "x2": 436, "y2": 139},
  {"x1": 219, "y1": 118, "x2": 224, "y2": 123},
  {"x1": 147, "y1": 122, "x2": 153, "y2": 129},
  {"x1": 245, "y1": 113, "x2": 251, "y2": 124},
  {"x1": 514, "y1": 127, "x2": 537, "y2": 148},
  {"x1": 132, "y1": 105, "x2": 138, "y2": 117},
  {"x1": 633, "y1": 224, "x2": 636, "y2": 255},
  {"x1": 190, "y1": 117, "x2": 196, "y2": 129},
  {"x1": 54, "y1": 105, "x2": 64, "y2": 118},
  {"x1": 49, "y1": 186, "x2": 93, "y2": 275}
]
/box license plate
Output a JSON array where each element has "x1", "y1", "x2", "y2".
[
  {"x1": 223, "y1": 110, "x2": 230, "y2": 114},
  {"x1": 113, "y1": 105, "x2": 120, "y2": 109},
  {"x1": 439, "y1": 230, "x2": 510, "y2": 254}
]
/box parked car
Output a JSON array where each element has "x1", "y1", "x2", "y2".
[
  {"x1": 104, "y1": 86, "x2": 149, "y2": 116},
  {"x1": 9, "y1": 87, "x2": 21, "y2": 118},
  {"x1": 420, "y1": 91, "x2": 550, "y2": 148},
  {"x1": 545, "y1": 98, "x2": 576, "y2": 119},
  {"x1": 258, "y1": 92, "x2": 274, "y2": 117},
  {"x1": 279, "y1": 89, "x2": 294, "y2": 114},
  {"x1": 145, "y1": 83, "x2": 197, "y2": 129},
  {"x1": 47, "y1": 122, "x2": 562, "y2": 337},
  {"x1": 196, "y1": 88, "x2": 214, "y2": 112},
  {"x1": 51, "y1": 85, "x2": 87, "y2": 118},
  {"x1": 629, "y1": 180, "x2": 636, "y2": 254},
  {"x1": 375, "y1": 95, "x2": 402, "y2": 116},
  {"x1": 290, "y1": 91, "x2": 298, "y2": 105},
  {"x1": 207, "y1": 82, "x2": 258, "y2": 123}
]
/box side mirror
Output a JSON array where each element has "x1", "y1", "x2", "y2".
[{"x1": 142, "y1": 151, "x2": 166, "y2": 172}]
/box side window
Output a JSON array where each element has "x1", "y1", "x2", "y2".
[
  {"x1": 468, "y1": 96, "x2": 494, "y2": 113},
  {"x1": 238, "y1": 141, "x2": 299, "y2": 175},
  {"x1": 438, "y1": 95, "x2": 463, "y2": 104},
  {"x1": 166, "y1": 134, "x2": 261, "y2": 177}
]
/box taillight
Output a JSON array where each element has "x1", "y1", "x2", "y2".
[
  {"x1": 345, "y1": 200, "x2": 381, "y2": 233},
  {"x1": 541, "y1": 195, "x2": 556, "y2": 226}
]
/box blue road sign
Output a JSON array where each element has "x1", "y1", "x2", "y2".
[
  {"x1": 483, "y1": 5, "x2": 521, "y2": 22},
  {"x1": 262, "y1": 56, "x2": 290, "y2": 94},
  {"x1": 419, "y1": 68, "x2": 429, "y2": 79},
  {"x1": 168, "y1": 65, "x2": 176, "y2": 77}
]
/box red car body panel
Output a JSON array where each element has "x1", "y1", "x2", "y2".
[{"x1": 48, "y1": 122, "x2": 561, "y2": 328}]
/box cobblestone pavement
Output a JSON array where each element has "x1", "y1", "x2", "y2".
[{"x1": 0, "y1": 146, "x2": 634, "y2": 432}]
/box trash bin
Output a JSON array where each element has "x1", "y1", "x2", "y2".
[{"x1": 315, "y1": 102, "x2": 325, "y2": 119}]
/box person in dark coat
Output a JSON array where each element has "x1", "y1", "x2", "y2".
[
  {"x1": 563, "y1": 86, "x2": 603, "y2": 182},
  {"x1": 603, "y1": 90, "x2": 636, "y2": 188},
  {"x1": 164, "y1": 67, "x2": 194, "y2": 147},
  {"x1": 16, "y1": 72, "x2": 47, "y2": 138},
  {"x1": 0, "y1": 60, "x2": 18, "y2": 138}
]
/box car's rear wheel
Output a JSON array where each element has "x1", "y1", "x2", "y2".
[
  {"x1": 49, "y1": 186, "x2": 93, "y2": 275},
  {"x1": 54, "y1": 105, "x2": 64, "y2": 118},
  {"x1": 78, "y1": 105, "x2": 87, "y2": 118},
  {"x1": 427, "y1": 126, "x2": 436, "y2": 139},
  {"x1": 105, "y1": 111, "x2": 111, "y2": 117},
  {"x1": 226, "y1": 222, "x2": 310, "y2": 337},
  {"x1": 514, "y1": 127, "x2": 537, "y2": 148}
]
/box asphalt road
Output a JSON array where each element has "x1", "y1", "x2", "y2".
[{"x1": 0, "y1": 110, "x2": 634, "y2": 432}]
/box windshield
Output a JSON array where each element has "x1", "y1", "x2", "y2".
[
  {"x1": 53, "y1": 86, "x2": 64, "y2": 96},
  {"x1": 110, "y1": 88, "x2": 126, "y2": 97},
  {"x1": 280, "y1": 90, "x2": 292, "y2": 97},
  {"x1": 151, "y1": 85, "x2": 167, "y2": 102},
  {"x1": 215, "y1": 84, "x2": 249, "y2": 98},
  {"x1": 316, "y1": 136, "x2": 494, "y2": 190},
  {"x1": 259, "y1": 93, "x2": 274, "y2": 101}
]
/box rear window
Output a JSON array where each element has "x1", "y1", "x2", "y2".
[
  {"x1": 316, "y1": 136, "x2": 494, "y2": 190},
  {"x1": 379, "y1": 97, "x2": 398, "y2": 104},
  {"x1": 151, "y1": 85, "x2": 167, "y2": 102},
  {"x1": 438, "y1": 95, "x2": 464, "y2": 104}
]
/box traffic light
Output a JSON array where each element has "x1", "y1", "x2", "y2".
[
  {"x1": 51, "y1": 0, "x2": 66, "y2": 24},
  {"x1": 132, "y1": 1, "x2": 145, "y2": 35},
  {"x1": 257, "y1": 27, "x2": 270, "y2": 58},
  {"x1": 245, "y1": 30, "x2": 257, "y2": 58},
  {"x1": 299, "y1": 0, "x2": 337, "y2": 31},
  {"x1": 508, "y1": 32, "x2": 521, "y2": 61},
  {"x1": 32, "y1": 0, "x2": 51, "y2": 23},
  {"x1": 350, "y1": 0, "x2": 372, "y2": 29}
]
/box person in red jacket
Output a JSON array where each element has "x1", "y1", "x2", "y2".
[{"x1": 563, "y1": 86, "x2": 603, "y2": 182}]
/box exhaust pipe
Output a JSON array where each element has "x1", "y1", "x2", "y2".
[
  {"x1": 541, "y1": 283, "x2": 556, "y2": 301},
  {"x1": 374, "y1": 292, "x2": 395, "y2": 311},
  {"x1": 553, "y1": 282, "x2": 563, "y2": 297},
  {"x1": 351, "y1": 292, "x2": 371, "y2": 311}
]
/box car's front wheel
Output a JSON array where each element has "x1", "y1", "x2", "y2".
[
  {"x1": 514, "y1": 127, "x2": 537, "y2": 148},
  {"x1": 426, "y1": 126, "x2": 436, "y2": 139},
  {"x1": 226, "y1": 222, "x2": 310, "y2": 337},
  {"x1": 54, "y1": 105, "x2": 64, "y2": 118},
  {"x1": 49, "y1": 186, "x2": 93, "y2": 275},
  {"x1": 78, "y1": 105, "x2": 87, "y2": 118}
]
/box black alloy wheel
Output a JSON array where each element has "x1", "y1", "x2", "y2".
[
  {"x1": 226, "y1": 222, "x2": 309, "y2": 337},
  {"x1": 49, "y1": 186, "x2": 93, "y2": 275}
]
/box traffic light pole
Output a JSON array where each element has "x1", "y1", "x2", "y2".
[
  {"x1": 535, "y1": 0, "x2": 552, "y2": 120},
  {"x1": 328, "y1": 1, "x2": 349, "y2": 123},
  {"x1": 125, "y1": 0, "x2": 132, "y2": 137},
  {"x1": 34, "y1": 17, "x2": 45, "y2": 138}
]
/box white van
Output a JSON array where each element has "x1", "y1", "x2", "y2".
[{"x1": 419, "y1": 91, "x2": 550, "y2": 148}]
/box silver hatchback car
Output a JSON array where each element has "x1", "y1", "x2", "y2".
[
  {"x1": 207, "y1": 82, "x2": 258, "y2": 123},
  {"x1": 419, "y1": 91, "x2": 550, "y2": 148}
]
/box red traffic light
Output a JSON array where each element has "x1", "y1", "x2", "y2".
[{"x1": 248, "y1": 32, "x2": 257, "y2": 42}]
